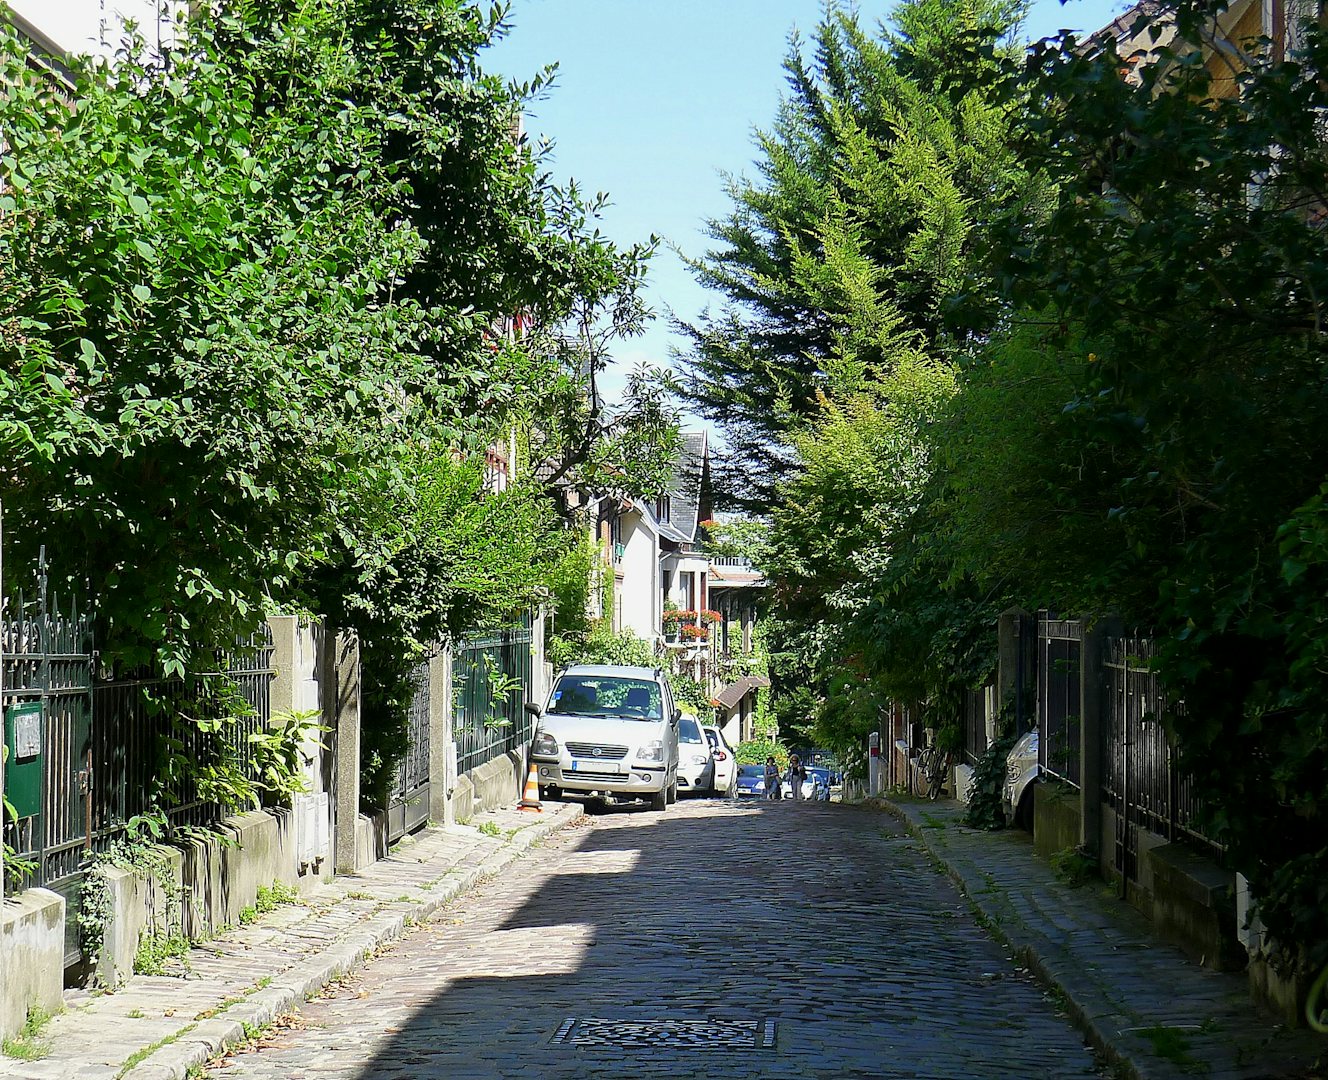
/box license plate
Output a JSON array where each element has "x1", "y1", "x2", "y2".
[{"x1": 571, "y1": 759, "x2": 619, "y2": 774}]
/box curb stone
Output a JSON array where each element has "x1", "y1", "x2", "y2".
[{"x1": 117, "y1": 802, "x2": 582, "y2": 1080}]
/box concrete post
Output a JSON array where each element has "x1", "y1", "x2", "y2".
[
  {"x1": 428, "y1": 647, "x2": 451, "y2": 827},
  {"x1": 328, "y1": 631, "x2": 361, "y2": 874},
  {"x1": 268, "y1": 615, "x2": 298, "y2": 720},
  {"x1": 867, "y1": 731, "x2": 882, "y2": 795}
]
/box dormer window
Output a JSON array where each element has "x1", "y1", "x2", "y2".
[{"x1": 655, "y1": 495, "x2": 671, "y2": 523}]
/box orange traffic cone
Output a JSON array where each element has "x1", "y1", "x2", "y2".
[{"x1": 518, "y1": 757, "x2": 543, "y2": 812}]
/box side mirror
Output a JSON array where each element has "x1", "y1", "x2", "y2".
[
  {"x1": 671, "y1": 710, "x2": 681, "y2": 726},
  {"x1": 523, "y1": 702, "x2": 543, "y2": 718}
]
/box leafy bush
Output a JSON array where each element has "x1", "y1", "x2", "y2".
[
  {"x1": 735, "y1": 740, "x2": 787, "y2": 768},
  {"x1": 963, "y1": 731, "x2": 1017, "y2": 832}
]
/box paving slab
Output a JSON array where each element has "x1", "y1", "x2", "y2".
[
  {"x1": 0, "y1": 801, "x2": 581, "y2": 1080},
  {"x1": 871, "y1": 795, "x2": 1327, "y2": 1080}
]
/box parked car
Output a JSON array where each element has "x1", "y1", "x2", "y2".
[
  {"x1": 526, "y1": 664, "x2": 680, "y2": 811},
  {"x1": 807, "y1": 767, "x2": 833, "y2": 801},
  {"x1": 781, "y1": 774, "x2": 817, "y2": 800},
  {"x1": 675, "y1": 714, "x2": 716, "y2": 795},
  {"x1": 702, "y1": 724, "x2": 737, "y2": 797},
  {"x1": 1002, "y1": 729, "x2": 1040, "y2": 829},
  {"x1": 735, "y1": 763, "x2": 767, "y2": 798}
]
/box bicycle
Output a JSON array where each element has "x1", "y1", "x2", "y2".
[{"x1": 912, "y1": 743, "x2": 952, "y2": 801}]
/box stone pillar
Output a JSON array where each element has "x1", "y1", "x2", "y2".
[
  {"x1": 268, "y1": 615, "x2": 299, "y2": 720},
  {"x1": 428, "y1": 646, "x2": 453, "y2": 827},
  {"x1": 327, "y1": 631, "x2": 361, "y2": 874}
]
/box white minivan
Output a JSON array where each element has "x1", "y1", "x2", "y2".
[{"x1": 525, "y1": 664, "x2": 681, "y2": 811}]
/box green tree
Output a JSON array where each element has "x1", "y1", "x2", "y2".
[
  {"x1": 0, "y1": 0, "x2": 676, "y2": 810},
  {"x1": 678, "y1": 0, "x2": 1039, "y2": 503},
  {"x1": 985, "y1": 6, "x2": 1328, "y2": 970}
]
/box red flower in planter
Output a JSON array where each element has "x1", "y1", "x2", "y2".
[{"x1": 681, "y1": 625, "x2": 710, "y2": 640}]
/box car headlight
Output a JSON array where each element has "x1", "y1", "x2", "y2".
[
  {"x1": 690, "y1": 753, "x2": 710, "y2": 765},
  {"x1": 532, "y1": 732, "x2": 559, "y2": 757},
  {"x1": 637, "y1": 740, "x2": 664, "y2": 763}
]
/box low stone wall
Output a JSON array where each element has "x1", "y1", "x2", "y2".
[
  {"x1": 94, "y1": 848, "x2": 184, "y2": 990},
  {"x1": 1033, "y1": 781, "x2": 1082, "y2": 860},
  {"x1": 0, "y1": 889, "x2": 64, "y2": 1039},
  {"x1": 178, "y1": 810, "x2": 299, "y2": 940},
  {"x1": 953, "y1": 763, "x2": 975, "y2": 804},
  {"x1": 355, "y1": 811, "x2": 388, "y2": 871},
  {"x1": 452, "y1": 749, "x2": 525, "y2": 823},
  {"x1": 1146, "y1": 842, "x2": 1241, "y2": 972},
  {"x1": 84, "y1": 808, "x2": 321, "y2": 992}
]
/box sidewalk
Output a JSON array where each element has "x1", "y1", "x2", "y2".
[
  {"x1": 871, "y1": 796, "x2": 1326, "y2": 1080},
  {"x1": 0, "y1": 801, "x2": 583, "y2": 1080}
]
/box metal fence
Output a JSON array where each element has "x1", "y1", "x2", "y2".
[
  {"x1": 387, "y1": 657, "x2": 432, "y2": 842},
  {"x1": 3, "y1": 555, "x2": 274, "y2": 897},
  {"x1": 1038, "y1": 614, "x2": 1083, "y2": 788},
  {"x1": 92, "y1": 629, "x2": 275, "y2": 837},
  {"x1": 1103, "y1": 636, "x2": 1218, "y2": 882},
  {"x1": 453, "y1": 616, "x2": 534, "y2": 775},
  {"x1": 1, "y1": 562, "x2": 95, "y2": 894}
]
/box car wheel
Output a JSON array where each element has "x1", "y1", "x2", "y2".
[
  {"x1": 667, "y1": 778, "x2": 678, "y2": 804},
  {"x1": 649, "y1": 787, "x2": 668, "y2": 812},
  {"x1": 1014, "y1": 787, "x2": 1035, "y2": 832}
]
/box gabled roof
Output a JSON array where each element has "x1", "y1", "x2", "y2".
[
  {"x1": 666, "y1": 430, "x2": 708, "y2": 544},
  {"x1": 715, "y1": 675, "x2": 770, "y2": 710}
]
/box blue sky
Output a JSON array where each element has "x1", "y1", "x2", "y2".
[{"x1": 488, "y1": 0, "x2": 1126, "y2": 399}]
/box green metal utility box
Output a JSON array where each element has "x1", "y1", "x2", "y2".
[{"x1": 4, "y1": 701, "x2": 43, "y2": 820}]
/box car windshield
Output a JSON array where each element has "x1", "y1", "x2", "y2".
[
  {"x1": 550, "y1": 676, "x2": 662, "y2": 720},
  {"x1": 704, "y1": 729, "x2": 719, "y2": 748},
  {"x1": 738, "y1": 764, "x2": 765, "y2": 778},
  {"x1": 679, "y1": 717, "x2": 705, "y2": 744}
]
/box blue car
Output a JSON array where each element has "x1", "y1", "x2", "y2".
[{"x1": 735, "y1": 763, "x2": 768, "y2": 798}]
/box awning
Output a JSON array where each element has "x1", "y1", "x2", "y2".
[{"x1": 715, "y1": 674, "x2": 771, "y2": 711}]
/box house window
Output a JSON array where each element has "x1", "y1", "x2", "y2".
[
  {"x1": 680, "y1": 571, "x2": 695, "y2": 611},
  {"x1": 610, "y1": 513, "x2": 625, "y2": 563},
  {"x1": 655, "y1": 495, "x2": 671, "y2": 523}
]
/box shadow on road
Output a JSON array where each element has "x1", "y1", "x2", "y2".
[{"x1": 316, "y1": 800, "x2": 1100, "y2": 1079}]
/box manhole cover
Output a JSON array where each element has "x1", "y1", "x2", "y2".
[{"x1": 552, "y1": 1017, "x2": 777, "y2": 1050}]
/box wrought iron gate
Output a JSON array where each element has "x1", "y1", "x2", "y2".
[
  {"x1": 387, "y1": 657, "x2": 432, "y2": 842},
  {"x1": 2, "y1": 550, "x2": 95, "y2": 965},
  {"x1": 1103, "y1": 636, "x2": 1217, "y2": 891}
]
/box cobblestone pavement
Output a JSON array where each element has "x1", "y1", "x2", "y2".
[
  {"x1": 204, "y1": 798, "x2": 1107, "y2": 1080},
  {"x1": 0, "y1": 804, "x2": 581, "y2": 1080},
  {"x1": 876, "y1": 797, "x2": 1327, "y2": 1080}
]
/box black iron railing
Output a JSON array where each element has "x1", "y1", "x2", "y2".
[
  {"x1": 1038, "y1": 615, "x2": 1083, "y2": 788},
  {"x1": 453, "y1": 616, "x2": 534, "y2": 775}
]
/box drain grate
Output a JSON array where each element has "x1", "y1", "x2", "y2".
[{"x1": 552, "y1": 1017, "x2": 777, "y2": 1050}]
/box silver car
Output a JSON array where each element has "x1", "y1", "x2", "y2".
[
  {"x1": 1002, "y1": 729, "x2": 1040, "y2": 828},
  {"x1": 527, "y1": 664, "x2": 681, "y2": 811}
]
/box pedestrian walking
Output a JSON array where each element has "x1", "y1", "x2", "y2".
[
  {"x1": 787, "y1": 754, "x2": 807, "y2": 801},
  {"x1": 763, "y1": 756, "x2": 782, "y2": 800}
]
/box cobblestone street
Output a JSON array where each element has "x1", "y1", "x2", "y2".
[{"x1": 204, "y1": 799, "x2": 1104, "y2": 1080}]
